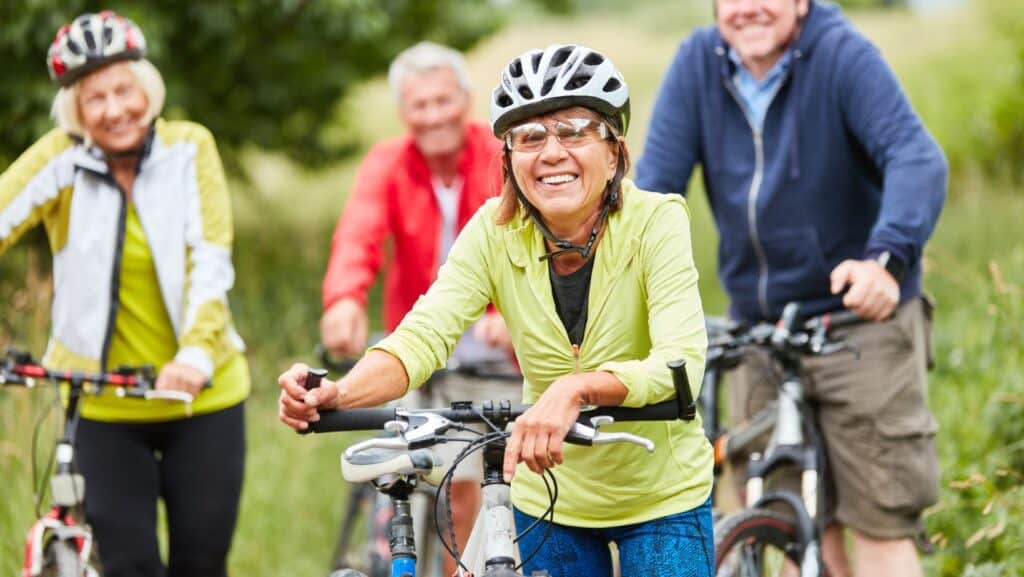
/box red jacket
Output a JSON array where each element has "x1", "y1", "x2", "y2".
[{"x1": 322, "y1": 121, "x2": 504, "y2": 331}]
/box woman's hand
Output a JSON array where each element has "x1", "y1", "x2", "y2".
[
  {"x1": 277, "y1": 362, "x2": 343, "y2": 431},
  {"x1": 503, "y1": 374, "x2": 587, "y2": 482},
  {"x1": 156, "y1": 362, "x2": 207, "y2": 397}
]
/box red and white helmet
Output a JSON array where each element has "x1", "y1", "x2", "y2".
[{"x1": 47, "y1": 11, "x2": 147, "y2": 87}]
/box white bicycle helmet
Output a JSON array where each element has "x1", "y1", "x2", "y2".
[
  {"x1": 47, "y1": 11, "x2": 146, "y2": 87},
  {"x1": 490, "y1": 44, "x2": 630, "y2": 137}
]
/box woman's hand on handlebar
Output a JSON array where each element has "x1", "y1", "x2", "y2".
[
  {"x1": 503, "y1": 375, "x2": 584, "y2": 481},
  {"x1": 278, "y1": 362, "x2": 341, "y2": 431},
  {"x1": 156, "y1": 361, "x2": 206, "y2": 397}
]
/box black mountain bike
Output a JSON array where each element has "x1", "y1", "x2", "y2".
[{"x1": 699, "y1": 304, "x2": 861, "y2": 577}]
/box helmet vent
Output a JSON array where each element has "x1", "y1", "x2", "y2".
[
  {"x1": 583, "y1": 52, "x2": 604, "y2": 66},
  {"x1": 530, "y1": 52, "x2": 542, "y2": 73},
  {"x1": 602, "y1": 77, "x2": 621, "y2": 92},
  {"x1": 566, "y1": 75, "x2": 591, "y2": 90},
  {"x1": 83, "y1": 29, "x2": 97, "y2": 51},
  {"x1": 496, "y1": 92, "x2": 513, "y2": 107},
  {"x1": 541, "y1": 77, "x2": 556, "y2": 96},
  {"x1": 510, "y1": 59, "x2": 523, "y2": 78},
  {"x1": 518, "y1": 85, "x2": 534, "y2": 99},
  {"x1": 551, "y1": 47, "x2": 573, "y2": 67}
]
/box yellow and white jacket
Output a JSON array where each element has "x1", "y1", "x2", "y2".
[{"x1": 0, "y1": 120, "x2": 244, "y2": 385}]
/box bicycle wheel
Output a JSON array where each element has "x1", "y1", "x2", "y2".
[
  {"x1": 714, "y1": 508, "x2": 812, "y2": 577},
  {"x1": 331, "y1": 483, "x2": 390, "y2": 577}
]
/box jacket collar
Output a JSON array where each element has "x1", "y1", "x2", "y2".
[
  {"x1": 502, "y1": 180, "x2": 644, "y2": 346},
  {"x1": 68, "y1": 122, "x2": 160, "y2": 176}
]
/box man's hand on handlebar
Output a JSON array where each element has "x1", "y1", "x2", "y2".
[
  {"x1": 278, "y1": 362, "x2": 343, "y2": 431},
  {"x1": 473, "y1": 310, "x2": 514, "y2": 352},
  {"x1": 320, "y1": 298, "x2": 369, "y2": 357},
  {"x1": 830, "y1": 259, "x2": 900, "y2": 321}
]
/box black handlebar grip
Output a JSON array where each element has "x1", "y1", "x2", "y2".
[
  {"x1": 585, "y1": 399, "x2": 681, "y2": 423},
  {"x1": 304, "y1": 368, "x2": 329, "y2": 391},
  {"x1": 667, "y1": 359, "x2": 697, "y2": 422},
  {"x1": 306, "y1": 407, "x2": 398, "y2": 433},
  {"x1": 295, "y1": 368, "x2": 331, "y2": 435},
  {"x1": 821, "y1": 309, "x2": 862, "y2": 330}
]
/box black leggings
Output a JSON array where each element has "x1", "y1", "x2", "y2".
[{"x1": 75, "y1": 402, "x2": 245, "y2": 577}]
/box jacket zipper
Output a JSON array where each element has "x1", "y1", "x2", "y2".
[
  {"x1": 724, "y1": 77, "x2": 787, "y2": 319},
  {"x1": 98, "y1": 177, "x2": 130, "y2": 371}
]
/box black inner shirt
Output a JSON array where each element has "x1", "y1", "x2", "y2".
[{"x1": 548, "y1": 256, "x2": 596, "y2": 346}]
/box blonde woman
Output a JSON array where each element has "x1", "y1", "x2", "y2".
[{"x1": 0, "y1": 12, "x2": 248, "y2": 577}]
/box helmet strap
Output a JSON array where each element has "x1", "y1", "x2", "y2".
[{"x1": 503, "y1": 141, "x2": 626, "y2": 262}]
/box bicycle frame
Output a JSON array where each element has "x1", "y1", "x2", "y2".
[{"x1": 703, "y1": 304, "x2": 861, "y2": 577}]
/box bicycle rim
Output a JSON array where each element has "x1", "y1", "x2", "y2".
[{"x1": 714, "y1": 509, "x2": 804, "y2": 577}]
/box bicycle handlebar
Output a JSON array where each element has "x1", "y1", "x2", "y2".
[
  {"x1": 707, "y1": 304, "x2": 864, "y2": 360},
  {"x1": 1, "y1": 347, "x2": 206, "y2": 405},
  {"x1": 303, "y1": 358, "x2": 695, "y2": 439}
]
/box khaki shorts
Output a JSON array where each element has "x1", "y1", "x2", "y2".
[
  {"x1": 727, "y1": 296, "x2": 940, "y2": 539},
  {"x1": 405, "y1": 371, "x2": 523, "y2": 483}
]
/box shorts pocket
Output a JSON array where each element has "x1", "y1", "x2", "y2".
[{"x1": 871, "y1": 411, "x2": 940, "y2": 514}]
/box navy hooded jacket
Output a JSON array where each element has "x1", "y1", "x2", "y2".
[{"x1": 636, "y1": 1, "x2": 947, "y2": 323}]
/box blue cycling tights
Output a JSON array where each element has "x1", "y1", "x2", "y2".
[{"x1": 513, "y1": 499, "x2": 714, "y2": 577}]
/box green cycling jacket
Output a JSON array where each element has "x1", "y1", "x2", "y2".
[{"x1": 374, "y1": 179, "x2": 713, "y2": 527}]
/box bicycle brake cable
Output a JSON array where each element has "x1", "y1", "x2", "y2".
[
  {"x1": 30, "y1": 379, "x2": 62, "y2": 516},
  {"x1": 515, "y1": 467, "x2": 558, "y2": 572},
  {"x1": 434, "y1": 431, "x2": 507, "y2": 575}
]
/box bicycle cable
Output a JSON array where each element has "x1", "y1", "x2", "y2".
[
  {"x1": 30, "y1": 379, "x2": 62, "y2": 517},
  {"x1": 432, "y1": 428, "x2": 560, "y2": 575}
]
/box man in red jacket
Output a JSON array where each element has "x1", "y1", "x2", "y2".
[{"x1": 320, "y1": 42, "x2": 518, "y2": 575}]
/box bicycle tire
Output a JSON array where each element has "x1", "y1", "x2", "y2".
[
  {"x1": 714, "y1": 508, "x2": 826, "y2": 577},
  {"x1": 331, "y1": 483, "x2": 389, "y2": 577}
]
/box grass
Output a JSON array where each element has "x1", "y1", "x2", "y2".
[{"x1": 2, "y1": 1, "x2": 1022, "y2": 575}]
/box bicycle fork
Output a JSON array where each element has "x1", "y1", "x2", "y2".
[{"x1": 745, "y1": 376, "x2": 823, "y2": 577}]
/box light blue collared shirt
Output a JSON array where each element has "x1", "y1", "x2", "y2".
[{"x1": 729, "y1": 48, "x2": 792, "y2": 132}]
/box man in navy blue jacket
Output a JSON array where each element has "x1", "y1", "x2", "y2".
[{"x1": 637, "y1": 1, "x2": 946, "y2": 575}]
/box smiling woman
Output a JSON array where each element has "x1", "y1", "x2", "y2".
[
  {"x1": 0, "y1": 11, "x2": 249, "y2": 577},
  {"x1": 279, "y1": 44, "x2": 714, "y2": 577}
]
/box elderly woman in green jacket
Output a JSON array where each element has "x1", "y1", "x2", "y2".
[{"x1": 279, "y1": 45, "x2": 714, "y2": 576}]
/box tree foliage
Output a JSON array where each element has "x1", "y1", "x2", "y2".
[{"x1": 0, "y1": 0, "x2": 569, "y2": 170}]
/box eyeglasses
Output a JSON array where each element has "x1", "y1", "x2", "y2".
[{"x1": 504, "y1": 118, "x2": 612, "y2": 153}]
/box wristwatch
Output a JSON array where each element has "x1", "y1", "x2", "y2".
[{"x1": 875, "y1": 250, "x2": 906, "y2": 283}]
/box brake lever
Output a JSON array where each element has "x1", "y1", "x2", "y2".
[
  {"x1": 822, "y1": 341, "x2": 860, "y2": 359},
  {"x1": 566, "y1": 417, "x2": 656, "y2": 453}
]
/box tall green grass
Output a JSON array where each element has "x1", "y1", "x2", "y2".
[{"x1": 2, "y1": 1, "x2": 1021, "y2": 575}]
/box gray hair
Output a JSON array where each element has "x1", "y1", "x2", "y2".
[
  {"x1": 50, "y1": 59, "x2": 166, "y2": 147},
  {"x1": 387, "y1": 41, "x2": 470, "y2": 103}
]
